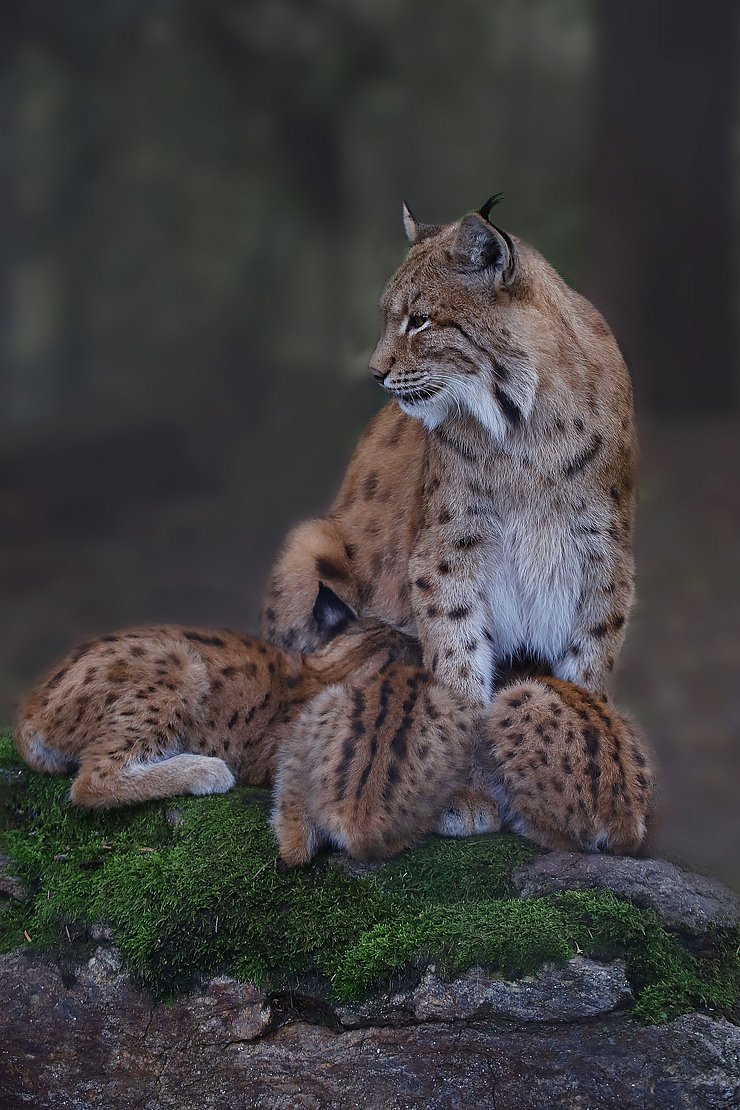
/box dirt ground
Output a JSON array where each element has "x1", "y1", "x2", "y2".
[{"x1": 1, "y1": 414, "x2": 737, "y2": 889}]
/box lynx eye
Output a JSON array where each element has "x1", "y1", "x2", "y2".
[{"x1": 408, "y1": 313, "x2": 430, "y2": 332}]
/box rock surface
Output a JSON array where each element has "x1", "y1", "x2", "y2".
[
  {"x1": 1, "y1": 946, "x2": 738, "y2": 1110},
  {"x1": 1, "y1": 749, "x2": 739, "y2": 1110},
  {"x1": 337, "y1": 956, "x2": 634, "y2": 1026},
  {"x1": 512, "y1": 851, "x2": 740, "y2": 932}
]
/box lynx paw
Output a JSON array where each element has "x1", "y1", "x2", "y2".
[
  {"x1": 435, "y1": 790, "x2": 501, "y2": 837},
  {"x1": 188, "y1": 757, "x2": 236, "y2": 796}
]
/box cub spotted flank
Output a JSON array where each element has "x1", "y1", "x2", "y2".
[
  {"x1": 271, "y1": 661, "x2": 472, "y2": 865},
  {"x1": 483, "y1": 677, "x2": 656, "y2": 855}
]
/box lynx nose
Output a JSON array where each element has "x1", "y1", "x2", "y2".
[{"x1": 369, "y1": 356, "x2": 395, "y2": 383}]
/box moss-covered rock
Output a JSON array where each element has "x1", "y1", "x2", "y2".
[{"x1": 1, "y1": 730, "x2": 738, "y2": 1027}]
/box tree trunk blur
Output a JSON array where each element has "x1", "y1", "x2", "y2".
[
  {"x1": 0, "y1": 6, "x2": 21, "y2": 428},
  {"x1": 589, "y1": 0, "x2": 739, "y2": 415}
]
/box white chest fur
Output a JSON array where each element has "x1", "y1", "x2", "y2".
[{"x1": 483, "y1": 510, "x2": 582, "y2": 666}]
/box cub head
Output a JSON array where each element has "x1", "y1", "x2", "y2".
[
  {"x1": 369, "y1": 197, "x2": 545, "y2": 440},
  {"x1": 311, "y1": 582, "x2": 422, "y2": 675},
  {"x1": 312, "y1": 581, "x2": 357, "y2": 641}
]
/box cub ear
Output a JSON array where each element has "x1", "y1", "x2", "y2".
[
  {"x1": 452, "y1": 213, "x2": 516, "y2": 283},
  {"x1": 402, "y1": 201, "x2": 440, "y2": 245},
  {"x1": 313, "y1": 582, "x2": 358, "y2": 640}
]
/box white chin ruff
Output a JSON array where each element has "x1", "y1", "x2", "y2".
[{"x1": 397, "y1": 393, "x2": 449, "y2": 430}]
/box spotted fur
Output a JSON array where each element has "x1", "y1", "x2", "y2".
[
  {"x1": 272, "y1": 663, "x2": 473, "y2": 865},
  {"x1": 15, "y1": 607, "x2": 653, "y2": 861},
  {"x1": 272, "y1": 664, "x2": 656, "y2": 865},
  {"x1": 480, "y1": 677, "x2": 657, "y2": 854}
]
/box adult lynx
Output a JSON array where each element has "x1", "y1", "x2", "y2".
[{"x1": 263, "y1": 202, "x2": 637, "y2": 711}]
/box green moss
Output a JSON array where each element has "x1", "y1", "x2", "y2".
[
  {"x1": 552, "y1": 889, "x2": 740, "y2": 1023},
  {"x1": 332, "y1": 896, "x2": 575, "y2": 999},
  {"x1": 376, "y1": 831, "x2": 539, "y2": 903},
  {"x1": 1, "y1": 730, "x2": 737, "y2": 1022}
]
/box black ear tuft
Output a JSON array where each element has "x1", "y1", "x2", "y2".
[
  {"x1": 313, "y1": 582, "x2": 357, "y2": 639},
  {"x1": 478, "y1": 192, "x2": 505, "y2": 222}
]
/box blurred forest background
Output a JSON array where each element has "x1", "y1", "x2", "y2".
[{"x1": 1, "y1": 0, "x2": 738, "y2": 885}]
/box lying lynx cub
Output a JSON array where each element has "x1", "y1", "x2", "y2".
[
  {"x1": 15, "y1": 587, "x2": 654, "y2": 861},
  {"x1": 14, "y1": 585, "x2": 418, "y2": 809}
]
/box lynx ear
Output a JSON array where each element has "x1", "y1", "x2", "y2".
[
  {"x1": 313, "y1": 582, "x2": 358, "y2": 640},
  {"x1": 402, "y1": 201, "x2": 440, "y2": 245},
  {"x1": 452, "y1": 213, "x2": 516, "y2": 283}
]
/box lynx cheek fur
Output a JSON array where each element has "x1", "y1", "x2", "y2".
[{"x1": 263, "y1": 203, "x2": 637, "y2": 711}]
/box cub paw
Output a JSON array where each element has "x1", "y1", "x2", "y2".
[
  {"x1": 190, "y1": 758, "x2": 236, "y2": 796},
  {"x1": 435, "y1": 790, "x2": 501, "y2": 838}
]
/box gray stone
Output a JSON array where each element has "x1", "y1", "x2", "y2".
[
  {"x1": 337, "y1": 956, "x2": 632, "y2": 1027},
  {"x1": 1, "y1": 949, "x2": 738, "y2": 1110},
  {"x1": 512, "y1": 851, "x2": 740, "y2": 932},
  {"x1": 79, "y1": 944, "x2": 124, "y2": 983},
  {"x1": 410, "y1": 956, "x2": 633, "y2": 1022},
  {"x1": 87, "y1": 922, "x2": 115, "y2": 942}
]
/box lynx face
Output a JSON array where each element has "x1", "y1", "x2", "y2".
[{"x1": 369, "y1": 206, "x2": 540, "y2": 441}]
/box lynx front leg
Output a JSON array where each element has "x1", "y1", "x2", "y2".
[
  {"x1": 261, "y1": 517, "x2": 361, "y2": 653},
  {"x1": 271, "y1": 763, "x2": 323, "y2": 867},
  {"x1": 71, "y1": 747, "x2": 235, "y2": 809},
  {"x1": 410, "y1": 530, "x2": 494, "y2": 709},
  {"x1": 553, "y1": 548, "x2": 634, "y2": 700}
]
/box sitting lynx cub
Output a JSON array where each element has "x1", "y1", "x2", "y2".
[
  {"x1": 481, "y1": 677, "x2": 655, "y2": 854},
  {"x1": 271, "y1": 597, "x2": 655, "y2": 864},
  {"x1": 272, "y1": 657, "x2": 472, "y2": 864},
  {"x1": 272, "y1": 671, "x2": 654, "y2": 866}
]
